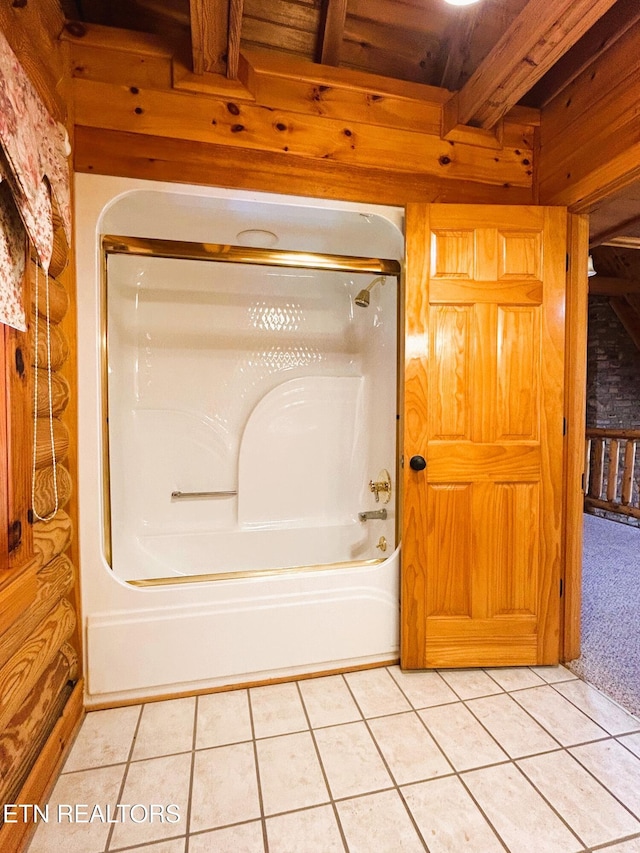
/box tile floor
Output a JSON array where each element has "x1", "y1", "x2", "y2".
[{"x1": 27, "y1": 665, "x2": 640, "y2": 853}]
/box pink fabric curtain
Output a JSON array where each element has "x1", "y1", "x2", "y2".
[{"x1": 0, "y1": 28, "x2": 71, "y2": 330}]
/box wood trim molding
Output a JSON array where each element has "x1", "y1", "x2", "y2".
[
  {"x1": 562, "y1": 213, "x2": 589, "y2": 662},
  {"x1": 0, "y1": 680, "x2": 84, "y2": 853}
]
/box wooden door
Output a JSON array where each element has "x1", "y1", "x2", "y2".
[{"x1": 402, "y1": 204, "x2": 566, "y2": 668}]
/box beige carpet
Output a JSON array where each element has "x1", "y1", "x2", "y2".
[{"x1": 567, "y1": 513, "x2": 640, "y2": 717}]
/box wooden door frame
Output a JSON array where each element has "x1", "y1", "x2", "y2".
[{"x1": 562, "y1": 213, "x2": 590, "y2": 662}]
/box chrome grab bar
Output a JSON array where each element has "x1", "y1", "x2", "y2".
[
  {"x1": 359, "y1": 509, "x2": 387, "y2": 521},
  {"x1": 171, "y1": 490, "x2": 237, "y2": 499}
]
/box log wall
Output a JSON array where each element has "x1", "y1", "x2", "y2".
[{"x1": 0, "y1": 5, "x2": 83, "y2": 853}]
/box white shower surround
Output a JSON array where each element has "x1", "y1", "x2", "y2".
[{"x1": 76, "y1": 174, "x2": 403, "y2": 706}]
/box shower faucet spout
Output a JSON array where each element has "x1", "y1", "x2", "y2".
[{"x1": 358, "y1": 509, "x2": 387, "y2": 522}]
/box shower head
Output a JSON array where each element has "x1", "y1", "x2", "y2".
[{"x1": 354, "y1": 275, "x2": 386, "y2": 309}]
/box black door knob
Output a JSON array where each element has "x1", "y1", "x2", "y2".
[{"x1": 409, "y1": 455, "x2": 426, "y2": 471}]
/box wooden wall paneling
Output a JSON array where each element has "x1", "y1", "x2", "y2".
[
  {"x1": 55, "y1": 257, "x2": 82, "y2": 671},
  {"x1": 33, "y1": 465, "x2": 73, "y2": 519},
  {"x1": 33, "y1": 418, "x2": 70, "y2": 473},
  {"x1": 0, "y1": 326, "x2": 7, "y2": 567},
  {"x1": 0, "y1": 555, "x2": 74, "y2": 672},
  {"x1": 32, "y1": 511, "x2": 73, "y2": 568},
  {"x1": 241, "y1": 15, "x2": 317, "y2": 56},
  {"x1": 0, "y1": 565, "x2": 37, "y2": 640},
  {"x1": 35, "y1": 371, "x2": 70, "y2": 418},
  {"x1": 71, "y1": 78, "x2": 534, "y2": 189},
  {"x1": 74, "y1": 126, "x2": 535, "y2": 206},
  {"x1": 0, "y1": 1, "x2": 67, "y2": 122},
  {"x1": 562, "y1": 213, "x2": 589, "y2": 662},
  {"x1": 0, "y1": 647, "x2": 75, "y2": 807},
  {"x1": 538, "y1": 18, "x2": 640, "y2": 209},
  {"x1": 4, "y1": 269, "x2": 34, "y2": 569},
  {"x1": 34, "y1": 317, "x2": 70, "y2": 373},
  {"x1": 0, "y1": 597, "x2": 76, "y2": 735},
  {"x1": 0, "y1": 680, "x2": 84, "y2": 853},
  {"x1": 32, "y1": 274, "x2": 70, "y2": 326}
]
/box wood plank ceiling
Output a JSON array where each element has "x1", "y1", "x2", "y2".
[{"x1": 63, "y1": 0, "x2": 640, "y2": 248}]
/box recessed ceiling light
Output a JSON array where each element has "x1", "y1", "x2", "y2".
[{"x1": 444, "y1": 0, "x2": 482, "y2": 6}]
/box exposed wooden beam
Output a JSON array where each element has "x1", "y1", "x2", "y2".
[
  {"x1": 589, "y1": 277, "x2": 640, "y2": 297},
  {"x1": 189, "y1": 0, "x2": 229, "y2": 75},
  {"x1": 591, "y1": 216, "x2": 640, "y2": 249},
  {"x1": 318, "y1": 0, "x2": 348, "y2": 66},
  {"x1": 602, "y1": 237, "x2": 640, "y2": 251},
  {"x1": 226, "y1": 0, "x2": 244, "y2": 79},
  {"x1": 524, "y1": 0, "x2": 640, "y2": 108},
  {"x1": 609, "y1": 296, "x2": 640, "y2": 351},
  {"x1": 538, "y1": 17, "x2": 640, "y2": 210},
  {"x1": 443, "y1": 0, "x2": 618, "y2": 135}
]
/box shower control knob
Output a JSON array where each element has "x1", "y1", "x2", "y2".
[{"x1": 409, "y1": 455, "x2": 426, "y2": 471}]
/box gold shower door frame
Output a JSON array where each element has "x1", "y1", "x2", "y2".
[{"x1": 100, "y1": 235, "x2": 402, "y2": 587}]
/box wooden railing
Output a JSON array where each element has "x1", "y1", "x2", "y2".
[{"x1": 585, "y1": 428, "x2": 640, "y2": 520}]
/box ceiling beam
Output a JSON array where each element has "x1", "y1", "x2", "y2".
[
  {"x1": 318, "y1": 0, "x2": 348, "y2": 66},
  {"x1": 609, "y1": 296, "x2": 640, "y2": 351},
  {"x1": 226, "y1": 0, "x2": 244, "y2": 79},
  {"x1": 589, "y1": 277, "x2": 640, "y2": 297},
  {"x1": 189, "y1": 0, "x2": 229, "y2": 75},
  {"x1": 442, "y1": 0, "x2": 618, "y2": 135}
]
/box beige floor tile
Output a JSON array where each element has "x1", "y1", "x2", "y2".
[
  {"x1": 512, "y1": 685, "x2": 608, "y2": 745},
  {"x1": 27, "y1": 764, "x2": 126, "y2": 853},
  {"x1": 466, "y1": 693, "x2": 559, "y2": 758},
  {"x1": 249, "y1": 682, "x2": 308, "y2": 739},
  {"x1": 402, "y1": 776, "x2": 504, "y2": 853},
  {"x1": 189, "y1": 822, "x2": 265, "y2": 852},
  {"x1": 298, "y1": 675, "x2": 361, "y2": 728},
  {"x1": 620, "y1": 732, "x2": 640, "y2": 759},
  {"x1": 112, "y1": 840, "x2": 186, "y2": 852},
  {"x1": 529, "y1": 664, "x2": 578, "y2": 683},
  {"x1": 62, "y1": 705, "x2": 140, "y2": 772},
  {"x1": 343, "y1": 669, "x2": 411, "y2": 718},
  {"x1": 387, "y1": 666, "x2": 458, "y2": 709},
  {"x1": 337, "y1": 789, "x2": 425, "y2": 852},
  {"x1": 570, "y1": 739, "x2": 640, "y2": 817},
  {"x1": 518, "y1": 749, "x2": 640, "y2": 847},
  {"x1": 437, "y1": 669, "x2": 504, "y2": 700},
  {"x1": 554, "y1": 679, "x2": 640, "y2": 736},
  {"x1": 483, "y1": 667, "x2": 546, "y2": 692},
  {"x1": 419, "y1": 703, "x2": 507, "y2": 771},
  {"x1": 266, "y1": 805, "x2": 344, "y2": 853},
  {"x1": 600, "y1": 839, "x2": 640, "y2": 852},
  {"x1": 132, "y1": 697, "x2": 195, "y2": 761},
  {"x1": 368, "y1": 712, "x2": 451, "y2": 784},
  {"x1": 109, "y1": 753, "x2": 191, "y2": 849},
  {"x1": 463, "y1": 763, "x2": 582, "y2": 853},
  {"x1": 196, "y1": 689, "x2": 252, "y2": 749},
  {"x1": 190, "y1": 742, "x2": 260, "y2": 833},
  {"x1": 314, "y1": 721, "x2": 392, "y2": 799},
  {"x1": 256, "y1": 731, "x2": 329, "y2": 815}
]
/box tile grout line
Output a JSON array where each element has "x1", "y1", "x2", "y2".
[
  {"x1": 183, "y1": 694, "x2": 199, "y2": 853},
  {"x1": 547, "y1": 678, "x2": 640, "y2": 734},
  {"x1": 104, "y1": 703, "x2": 145, "y2": 853},
  {"x1": 295, "y1": 679, "x2": 350, "y2": 853},
  {"x1": 247, "y1": 688, "x2": 270, "y2": 853},
  {"x1": 385, "y1": 666, "x2": 513, "y2": 853},
  {"x1": 340, "y1": 670, "x2": 431, "y2": 851}
]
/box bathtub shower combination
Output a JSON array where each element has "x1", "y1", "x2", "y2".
[{"x1": 76, "y1": 176, "x2": 403, "y2": 704}]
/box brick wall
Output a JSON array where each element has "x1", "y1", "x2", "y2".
[
  {"x1": 587, "y1": 297, "x2": 640, "y2": 428},
  {"x1": 586, "y1": 296, "x2": 640, "y2": 527}
]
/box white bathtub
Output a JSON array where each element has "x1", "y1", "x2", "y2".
[{"x1": 76, "y1": 175, "x2": 403, "y2": 706}]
